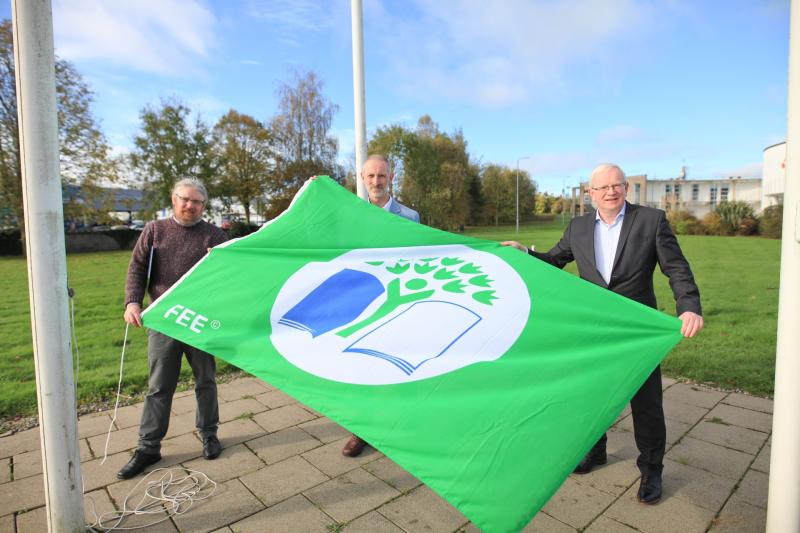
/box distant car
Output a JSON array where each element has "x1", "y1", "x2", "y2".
[
  {"x1": 91, "y1": 225, "x2": 111, "y2": 232},
  {"x1": 110, "y1": 224, "x2": 129, "y2": 230},
  {"x1": 129, "y1": 220, "x2": 145, "y2": 230}
]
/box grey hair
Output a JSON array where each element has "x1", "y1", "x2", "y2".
[
  {"x1": 172, "y1": 178, "x2": 208, "y2": 201},
  {"x1": 590, "y1": 163, "x2": 626, "y2": 185},
  {"x1": 362, "y1": 154, "x2": 391, "y2": 172}
]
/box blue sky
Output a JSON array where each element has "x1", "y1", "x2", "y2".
[{"x1": 2, "y1": 0, "x2": 790, "y2": 193}]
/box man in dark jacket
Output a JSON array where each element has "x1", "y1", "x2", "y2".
[{"x1": 503, "y1": 163, "x2": 703, "y2": 504}]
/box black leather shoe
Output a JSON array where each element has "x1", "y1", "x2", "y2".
[
  {"x1": 117, "y1": 450, "x2": 161, "y2": 479},
  {"x1": 203, "y1": 435, "x2": 222, "y2": 460},
  {"x1": 638, "y1": 471, "x2": 663, "y2": 504},
  {"x1": 573, "y1": 449, "x2": 607, "y2": 474}
]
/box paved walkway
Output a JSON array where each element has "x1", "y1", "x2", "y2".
[{"x1": 0, "y1": 376, "x2": 772, "y2": 532}]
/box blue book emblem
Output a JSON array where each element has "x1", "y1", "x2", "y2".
[{"x1": 279, "y1": 268, "x2": 384, "y2": 337}]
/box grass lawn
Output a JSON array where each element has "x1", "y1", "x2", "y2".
[{"x1": 0, "y1": 220, "x2": 779, "y2": 422}]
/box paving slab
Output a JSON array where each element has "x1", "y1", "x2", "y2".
[
  {"x1": 0, "y1": 428, "x2": 40, "y2": 459},
  {"x1": 215, "y1": 417, "x2": 266, "y2": 449},
  {"x1": 231, "y1": 494, "x2": 332, "y2": 533},
  {"x1": 584, "y1": 514, "x2": 639, "y2": 532},
  {"x1": 570, "y1": 457, "x2": 640, "y2": 497},
  {"x1": 363, "y1": 456, "x2": 421, "y2": 494},
  {"x1": 616, "y1": 416, "x2": 691, "y2": 446},
  {"x1": 251, "y1": 404, "x2": 317, "y2": 434},
  {"x1": 344, "y1": 510, "x2": 405, "y2": 532},
  {"x1": 255, "y1": 389, "x2": 298, "y2": 409},
  {"x1": 301, "y1": 436, "x2": 382, "y2": 478},
  {"x1": 522, "y1": 512, "x2": 578, "y2": 532},
  {"x1": 378, "y1": 485, "x2": 468, "y2": 533},
  {"x1": 663, "y1": 382, "x2": 726, "y2": 409},
  {"x1": 0, "y1": 514, "x2": 12, "y2": 532},
  {"x1": 709, "y1": 495, "x2": 767, "y2": 532},
  {"x1": 605, "y1": 428, "x2": 638, "y2": 461},
  {"x1": 78, "y1": 412, "x2": 116, "y2": 439},
  {"x1": 705, "y1": 403, "x2": 772, "y2": 433},
  {"x1": 12, "y1": 440, "x2": 92, "y2": 480},
  {"x1": 667, "y1": 436, "x2": 753, "y2": 480},
  {"x1": 217, "y1": 397, "x2": 269, "y2": 423},
  {"x1": 239, "y1": 455, "x2": 328, "y2": 507},
  {"x1": 217, "y1": 378, "x2": 270, "y2": 402},
  {"x1": 109, "y1": 402, "x2": 146, "y2": 429},
  {"x1": 661, "y1": 377, "x2": 677, "y2": 389},
  {"x1": 751, "y1": 443, "x2": 770, "y2": 474},
  {"x1": 661, "y1": 458, "x2": 738, "y2": 511},
  {"x1": 733, "y1": 469, "x2": 769, "y2": 508},
  {"x1": 662, "y1": 398, "x2": 709, "y2": 426},
  {"x1": 81, "y1": 450, "x2": 135, "y2": 492},
  {"x1": 159, "y1": 433, "x2": 204, "y2": 468},
  {"x1": 722, "y1": 392, "x2": 773, "y2": 414},
  {"x1": 305, "y1": 467, "x2": 400, "y2": 523},
  {"x1": 0, "y1": 458, "x2": 9, "y2": 484},
  {"x1": 172, "y1": 478, "x2": 264, "y2": 533},
  {"x1": 688, "y1": 418, "x2": 768, "y2": 455},
  {"x1": 298, "y1": 417, "x2": 351, "y2": 444},
  {"x1": 604, "y1": 484, "x2": 716, "y2": 533},
  {"x1": 543, "y1": 476, "x2": 616, "y2": 530},
  {"x1": 0, "y1": 473, "x2": 45, "y2": 516},
  {"x1": 164, "y1": 410, "x2": 203, "y2": 439},
  {"x1": 247, "y1": 426, "x2": 320, "y2": 465},
  {"x1": 183, "y1": 442, "x2": 264, "y2": 483},
  {"x1": 87, "y1": 424, "x2": 139, "y2": 457},
  {"x1": 170, "y1": 391, "x2": 201, "y2": 415}
]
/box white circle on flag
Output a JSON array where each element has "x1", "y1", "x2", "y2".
[{"x1": 270, "y1": 244, "x2": 530, "y2": 384}]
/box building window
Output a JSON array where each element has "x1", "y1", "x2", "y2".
[
  {"x1": 674, "y1": 184, "x2": 681, "y2": 200},
  {"x1": 692, "y1": 184, "x2": 699, "y2": 201},
  {"x1": 665, "y1": 184, "x2": 672, "y2": 195},
  {"x1": 721, "y1": 187, "x2": 729, "y2": 202},
  {"x1": 634, "y1": 183, "x2": 641, "y2": 204},
  {"x1": 710, "y1": 186, "x2": 718, "y2": 207}
]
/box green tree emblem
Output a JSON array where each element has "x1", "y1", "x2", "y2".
[{"x1": 336, "y1": 256, "x2": 497, "y2": 338}]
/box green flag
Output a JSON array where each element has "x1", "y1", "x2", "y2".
[{"x1": 143, "y1": 176, "x2": 682, "y2": 533}]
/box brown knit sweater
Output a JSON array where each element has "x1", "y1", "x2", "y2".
[{"x1": 125, "y1": 218, "x2": 228, "y2": 307}]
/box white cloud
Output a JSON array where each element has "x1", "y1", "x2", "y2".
[
  {"x1": 595, "y1": 125, "x2": 656, "y2": 147},
  {"x1": 244, "y1": 0, "x2": 342, "y2": 46},
  {"x1": 53, "y1": 0, "x2": 216, "y2": 75},
  {"x1": 372, "y1": 0, "x2": 654, "y2": 107}
]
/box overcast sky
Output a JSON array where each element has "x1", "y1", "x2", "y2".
[{"x1": 2, "y1": 0, "x2": 790, "y2": 193}]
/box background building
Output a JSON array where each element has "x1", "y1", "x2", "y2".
[{"x1": 762, "y1": 141, "x2": 786, "y2": 209}]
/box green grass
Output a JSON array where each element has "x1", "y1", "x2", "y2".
[{"x1": 0, "y1": 220, "x2": 779, "y2": 421}]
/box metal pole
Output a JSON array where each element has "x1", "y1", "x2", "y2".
[
  {"x1": 351, "y1": 0, "x2": 368, "y2": 200},
  {"x1": 11, "y1": 1, "x2": 85, "y2": 531},
  {"x1": 767, "y1": 0, "x2": 800, "y2": 530}
]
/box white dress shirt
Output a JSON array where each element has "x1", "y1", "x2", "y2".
[{"x1": 594, "y1": 203, "x2": 626, "y2": 285}]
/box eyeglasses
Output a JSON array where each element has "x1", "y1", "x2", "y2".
[
  {"x1": 174, "y1": 193, "x2": 205, "y2": 207},
  {"x1": 590, "y1": 182, "x2": 627, "y2": 193}
]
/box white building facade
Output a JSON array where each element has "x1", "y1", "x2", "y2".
[{"x1": 761, "y1": 141, "x2": 786, "y2": 208}]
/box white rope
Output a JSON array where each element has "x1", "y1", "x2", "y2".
[
  {"x1": 101, "y1": 323, "x2": 129, "y2": 465},
  {"x1": 87, "y1": 467, "x2": 217, "y2": 532}
]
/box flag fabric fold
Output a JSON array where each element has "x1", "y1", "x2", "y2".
[{"x1": 142, "y1": 176, "x2": 682, "y2": 533}]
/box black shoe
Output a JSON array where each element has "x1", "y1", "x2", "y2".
[
  {"x1": 117, "y1": 450, "x2": 161, "y2": 479},
  {"x1": 573, "y1": 449, "x2": 607, "y2": 474},
  {"x1": 638, "y1": 471, "x2": 663, "y2": 504},
  {"x1": 203, "y1": 435, "x2": 222, "y2": 460}
]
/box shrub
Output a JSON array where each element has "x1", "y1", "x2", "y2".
[
  {"x1": 715, "y1": 201, "x2": 756, "y2": 229},
  {"x1": 760, "y1": 204, "x2": 783, "y2": 239},
  {"x1": 227, "y1": 221, "x2": 260, "y2": 238},
  {"x1": 675, "y1": 218, "x2": 706, "y2": 235},
  {"x1": 668, "y1": 210, "x2": 703, "y2": 235},
  {"x1": 702, "y1": 212, "x2": 734, "y2": 236},
  {"x1": 736, "y1": 217, "x2": 759, "y2": 236}
]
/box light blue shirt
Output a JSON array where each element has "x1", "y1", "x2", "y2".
[
  {"x1": 369, "y1": 196, "x2": 394, "y2": 212},
  {"x1": 594, "y1": 203, "x2": 626, "y2": 285}
]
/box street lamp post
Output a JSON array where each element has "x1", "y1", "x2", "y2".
[{"x1": 516, "y1": 156, "x2": 532, "y2": 233}]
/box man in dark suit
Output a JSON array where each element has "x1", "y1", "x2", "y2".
[
  {"x1": 503, "y1": 163, "x2": 703, "y2": 504},
  {"x1": 341, "y1": 153, "x2": 420, "y2": 457}
]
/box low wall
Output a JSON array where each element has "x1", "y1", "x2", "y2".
[{"x1": 0, "y1": 229, "x2": 142, "y2": 255}]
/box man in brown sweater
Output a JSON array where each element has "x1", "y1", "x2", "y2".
[{"x1": 118, "y1": 178, "x2": 228, "y2": 480}]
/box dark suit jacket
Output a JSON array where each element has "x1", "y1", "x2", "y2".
[{"x1": 531, "y1": 202, "x2": 701, "y2": 316}]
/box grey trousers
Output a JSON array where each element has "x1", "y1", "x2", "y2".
[{"x1": 137, "y1": 330, "x2": 219, "y2": 454}]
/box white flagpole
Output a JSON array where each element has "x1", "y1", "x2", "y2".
[
  {"x1": 351, "y1": 0, "x2": 368, "y2": 200},
  {"x1": 766, "y1": 0, "x2": 800, "y2": 530},
  {"x1": 11, "y1": 0, "x2": 85, "y2": 530}
]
